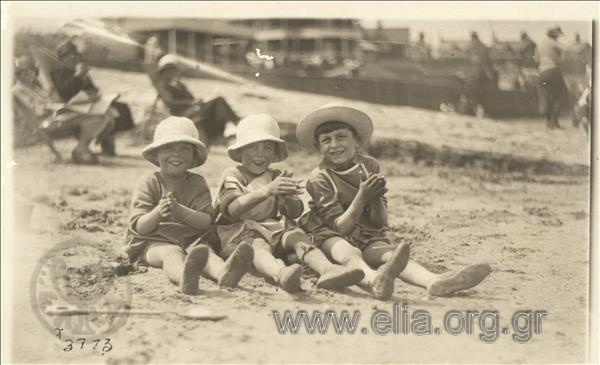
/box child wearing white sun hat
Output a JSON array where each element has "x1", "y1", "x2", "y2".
[
  {"x1": 297, "y1": 103, "x2": 491, "y2": 299},
  {"x1": 214, "y1": 113, "x2": 364, "y2": 293},
  {"x1": 126, "y1": 116, "x2": 253, "y2": 295}
]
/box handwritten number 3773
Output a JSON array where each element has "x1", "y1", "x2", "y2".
[{"x1": 63, "y1": 338, "x2": 112, "y2": 353}]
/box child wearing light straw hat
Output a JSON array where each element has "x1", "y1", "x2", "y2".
[
  {"x1": 297, "y1": 103, "x2": 491, "y2": 299},
  {"x1": 214, "y1": 114, "x2": 365, "y2": 293},
  {"x1": 125, "y1": 116, "x2": 253, "y2": 295}
]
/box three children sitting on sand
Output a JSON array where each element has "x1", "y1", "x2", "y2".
[{"x1": 126, "y1": 104, "x2": 491, "y2": 299}]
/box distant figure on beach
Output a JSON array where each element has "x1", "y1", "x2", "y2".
[
  {"x1": 155, "y1": 54, "x2": 239, "y2": 145},
  {"x1": 536, "y1": 26, "x2": 569, "y2": 129},
  {"x1": 519, "y1": 32, "x2": 538, "y2": 69},
  {"x1": 143, "y1": 35, "x2": 166, "y2": 65},
  {"x1": 464, "y1": 31, "x2": 496, "y2": 117},
  {"x1": 12, "y1": 54, "x2": 115, "y2": 164},
  {"x1": 415, "y1": 32, "x2": 431, "y2": 61},
  {"x1": 51, "y1": 39, "x2": 135, "y2": 155},
  {"x1": 567, "y1": 33, "x2": 592, "y2": 64}
]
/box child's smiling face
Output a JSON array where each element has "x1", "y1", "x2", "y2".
[
  {"x1": 240, "y1": 141, "x2": 277, "y2": 175},
  {"x1": 316, "y1": 127, "x2": 360, "y2": 168},
  {"x1": 156, "y1": 142, "x2": 195, "y2": 176}
]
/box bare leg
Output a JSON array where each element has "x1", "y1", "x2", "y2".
[
  {"x1": 322, "y1": 237, "x2": 378, "y2": 287},
  {"x1": 201, "y1": 246, "x2": 226, "y2": 281},
  {"x1": 321, "y1": 237, "x2": 393, "y2": 299},
  {"x1": 72, "y1": 115, "x2": 113, "y2": 164},
  {"x1": 399, "y1": 259, "x2": 491, "y2": 296},
  {"x1": 360, "y1": 241, "x2": 410, "y2": 299},
  {"x1": 201, "y1": 244, "x2": 253, "y2": 288},
  {"x1": 145, "y1": 243, "x2": 209, "y2": 294},
  {"x1": 252, "y1": 238, "x2": 301, "y2": 292},
  {"x1": 281, "y1": 229, "x2": 364, "y2": 289},
  {"x1": 397, "y1": 259, "x2": 439, "y2": 288}
]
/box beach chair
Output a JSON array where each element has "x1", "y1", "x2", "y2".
[{"x1": 12, "y1": 96, "x2": 64, "y2": 162}]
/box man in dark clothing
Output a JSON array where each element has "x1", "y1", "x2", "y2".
[
  {"x1": 519, "y1": 32, "x2": 538, "y2": 68},
  {"x1": 51, "y1": 40, "x2": 134, "y2": 155},
  {"x1": 155, "y1": 54, "x2": 239, "y2": 145}
]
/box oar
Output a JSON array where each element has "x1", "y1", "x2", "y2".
[{"x1": 45, "y1": 304, "x2": 227, "y2": 321}]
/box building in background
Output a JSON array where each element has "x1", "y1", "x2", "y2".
[
  {"x1": 231, "y1": 18, "x2": 364, "y2": 70},
  {"x1": 103, "y1": 17, "x2": 367, "y2": 73},
  {"x1": 104, "y1": 18, "x2": 255, "y2": 66}
]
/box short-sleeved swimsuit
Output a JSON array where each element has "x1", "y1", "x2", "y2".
[
  {"x1": 214, "y1": 165, "x2": 313, "y2": 258},
  {"x1": 125, "y1": 171, "x2": 215, "y2": 263},
  {"x1": 299, "y1": 154, "x2": 391, "y2": 250}
]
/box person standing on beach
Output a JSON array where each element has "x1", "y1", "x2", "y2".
[{"x1": 536, "y1": 26, "x2": 569, "y2": 129}]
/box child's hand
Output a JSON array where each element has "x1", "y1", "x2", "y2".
[
  {"x1": 165, "y1": 193, "x2": 185, "y2": 221},
  {"x1": 263, "y1": 171, "x2": 303, "y2": 196},
  {"x1": 158, "y1": 197, "x2": 172, "y2": 219},
  {"x1": 358, "y1": 173, "x2": 387, "y2": 201},
  {"x1": 280, "y1": 170, "x2": 304, "y2": 196}
]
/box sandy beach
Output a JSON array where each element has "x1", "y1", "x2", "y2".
[{"x1": 6, "y1": 68, "x2": 591, "y2": 364}]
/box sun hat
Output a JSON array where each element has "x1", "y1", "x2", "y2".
[
  {"x1": 56, "y1": 40, "x2": 79, "y2": 58},
  {"x1": 15, "y1": 55, "x2": 37, "y2": 74},
  {"x1": 296, "y1": 103, "x2": 373, "y2": 150},
  {"x1": 227, "y1": 114, "x2": 288, "y2": 163},
  {"x1": 158, "y1": 54, "x2": 180, "y2": 72},
  {"x1": 142, "y1": 116, "x2": 209, "y2": 167}
]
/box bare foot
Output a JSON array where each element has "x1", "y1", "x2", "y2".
[
  {"x1": 278, "y1": 264, "x2": 303, "y2": 293},
  {"x1": 218, "y1": 243, "x2": 254, "y2": 288},
  {"x1": 427, "y1": 263, "x2": 492, "y2": 297},
  {"x1": 316, "y1": 265, "x2": 364, "y2": 290},
  {"x1": 370, "y1": 243, "x2": 410, "y2": 300},
  {"x1": 180, "y1": 246, "x2": 209, "y2": 295},
  {"x1": 380, "y1": 243, "x2": 410, "y2": 279}
]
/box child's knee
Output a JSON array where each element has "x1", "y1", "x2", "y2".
[
  {"x1": 326, "y1": 239, "x2": 362, "y2": 265},
  {"x1": 363, "y1": 241, "x2": 393, "y2": 267},
  {"x1": 283, "y1": 228, "x2": 316, "y2": 259},
  {"x1": 145, "y1": 243, "x2": 185, "y2": 267}
]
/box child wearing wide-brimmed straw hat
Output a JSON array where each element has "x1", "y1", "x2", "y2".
[
  {"x1": 297, "y1": 103, "x2": 491, "y2": 299},
  {"x1": 214, "y1": 114, "x2": 364, "y2": 293},
  {"x1": 125, "y1": 116, "x2": 253, "y2": 295}
]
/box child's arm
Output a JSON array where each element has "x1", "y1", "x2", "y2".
[
  {"x1": 227, "y1": 175, "x2": 301, "y2": 219},
  {"x1": 170, "y1": 202, "x2": 212, "y2": 231},
  {"x1": 278, "y1": 170, "x2": 304, "y2": 219},
  {"x1": 134, "y1": 197, "x2": 171, "y2": 235},
  {"x1": 333, "y1": 174, "x2": 387, "y2": 235}
]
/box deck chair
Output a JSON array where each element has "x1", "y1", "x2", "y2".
[{"x1": 12, "y1": 96, "x2": 64, "y2": 162}]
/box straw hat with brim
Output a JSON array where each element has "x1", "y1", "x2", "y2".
[
  {"x1": 296, "y1": 103, "x2": 374, "y2": 150},
  {"x1": 227, "y1": 114, "x2": 288, "y2": 163},
  {"x1": 142, "y1": 116, "x2": 208, "y2": 168},
  {"x1": 158, "y1": 54, "x2": 180, "y2": 72}
]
